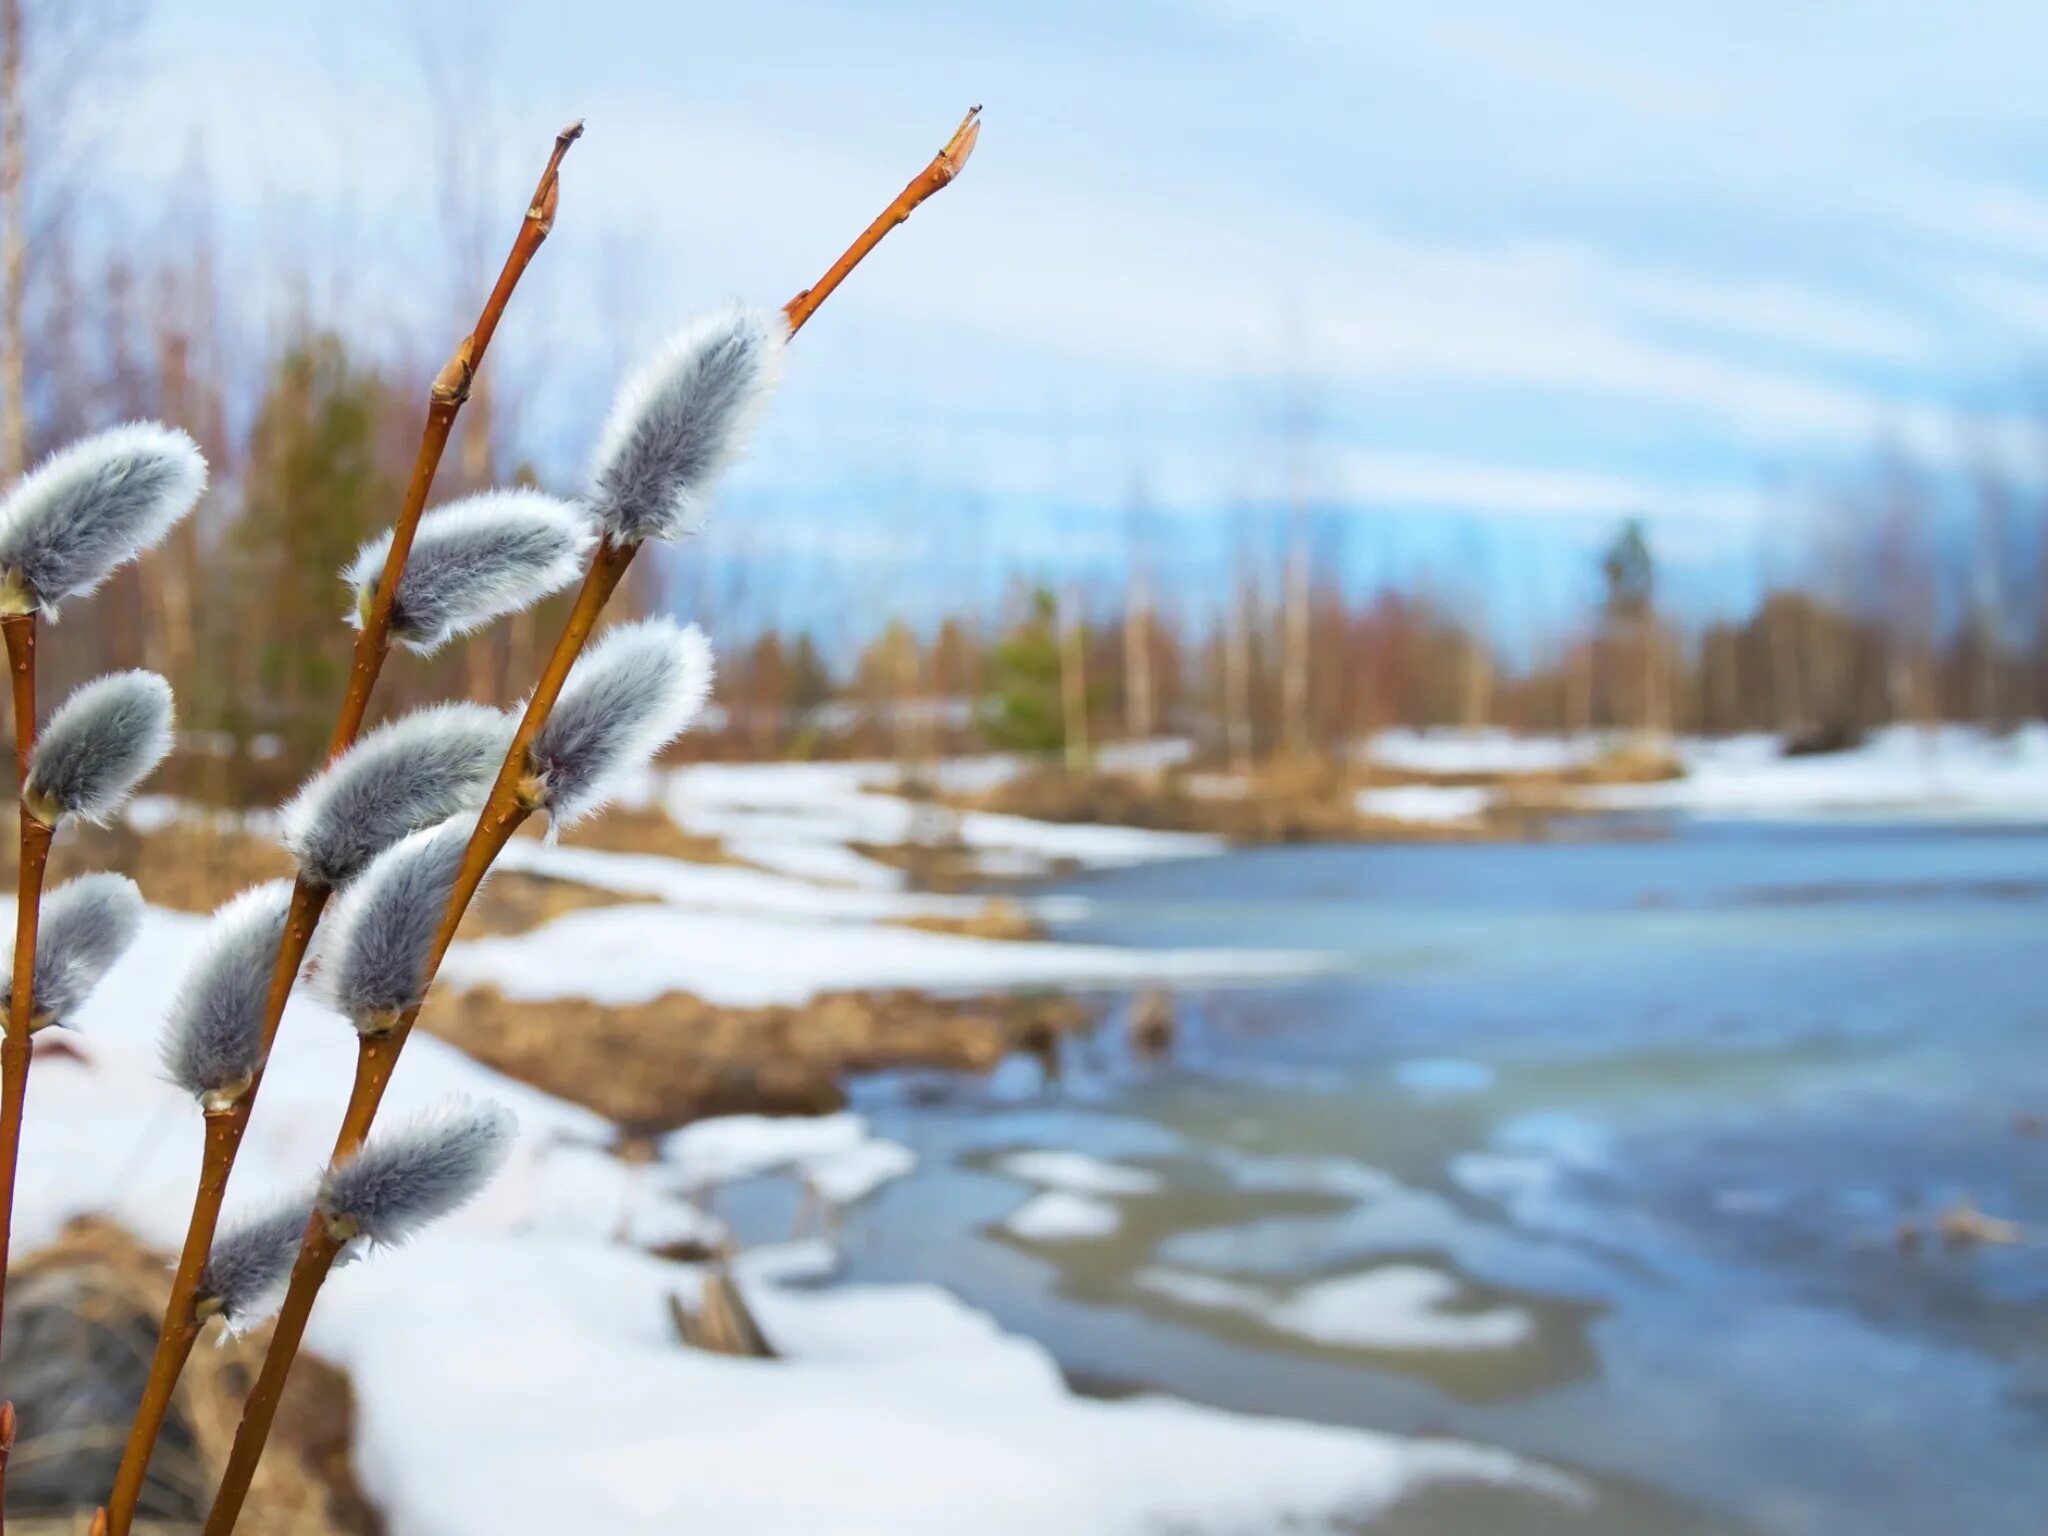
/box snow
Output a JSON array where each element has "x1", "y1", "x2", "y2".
[
  {"x1": 996, "y1": 1150, "x2": 1165, "y2": 1197},
  {"x1": 1003, "y1": 1191, "x2": 1123, "y2": 1241},
  {"x1": 1355, "y1": 784, "x2": 1491, "y2": 825},
  {"x1": 667, "y1": 760, "x2": 1221, "y2": 886},
  {"x1": 1584, "y1": 725, "x2": 2048, "y2": 821},
  {"x1": 663, "y1": 1113, "x2": 914, "y2": 1204},
  {"x1": 7, "y1": 906, "x2": 1579, "y2": 1535},
  {"x1": 442, "y1": 901, "x2": 1326, "y2": 1009},
  {"x1": 1136, "y1": 1264, "x2": 1536, "y2": 1353},
  {"x1": 1366, "y1": 729, "x2": 1603, "y2": 776}
]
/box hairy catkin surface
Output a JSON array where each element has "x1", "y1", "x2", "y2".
[
  {"x1": 317, "y1": 816, "x2": 475, "y2": 1025},
  {"x1": 280, "y1": 702, "x2": 510, "y2": 890},
  {"x1": 1, "y1": 872, "x2": 142, "y2": 1026},
  {"x1": 25, "y1": 670, "x2": 174, "y2": 823},
  {"x1": 587, "y1": 305, "x2": 785, "y2": 545},
  {"x1": 198, "y1": 1193, "x2": 318, "y2": 1333},
  {"x1": 0, "y1": 422, "x2": 207, "y2": 610},
  {"x1": 160, "y1": 880, "x2": 294, "y2": 1102},
  {"x1": 526, "y1": 618, "x2": 713, "y2": 826},
  {"x1": 319, "y1": 1099, "x2": 516, "y2": 1246},
  {"x1": 344, "y1": 490, "x2": 593, "y2": 654}
]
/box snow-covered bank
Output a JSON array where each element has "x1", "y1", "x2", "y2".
[
  {"x1": 1585, "y1": 725, "x2": 2048, "y2": 821},
  {"x1": 1363, "y1": 725, "x2": 2048, "y2": 823},
  {"x1": 667, "y1": 760, "x2": 1223, "y2": 886},
  {"x1": 15, "y1": 908, "x2": 1579, "y2": 1535},
  {"x1": 442, "y1": 898, "x2": 1325, "y2": 1008}
]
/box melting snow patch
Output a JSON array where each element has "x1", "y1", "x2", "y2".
[
  {"x1": 997, "y1": 1150, "x2": 1165, "y2": 1197},
  {"x1": 1138, "y1": 1264, "x2": 1536, "y2": 1352},
  {"x1": 1005, "y1": 1191, "x2": 1123, "y2": 1241},
  {"x1": 664, "y1": 1113, "x2": 915, "y2": 1205},
  {"x1": 1356, "y1": 785, "x2": 1492, "y2": 825}
]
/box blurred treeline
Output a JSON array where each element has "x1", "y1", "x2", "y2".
[{"x1": 701, "y1": 487, "x2": 2048, "y2": 767}]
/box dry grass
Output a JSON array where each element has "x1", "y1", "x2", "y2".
[
  {"x1": 891, "y1": 897, "x2": 1042, "y2": 942},
  {"x1": 513, "y1": 804, "x2": 736, "y2": 866},
  {"x1": 5, "y1": 1219, "x2": 376, "y2": 1536},
  {"x1": 426, "y1": 985, "x2": 1089, "y2": 1134}
]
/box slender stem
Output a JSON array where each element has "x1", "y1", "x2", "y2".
[
  {"x1": 0, "y1": 1397, "x2": 16, "y2": 1536},
  {"x1": 782, "y1": 105, "x2": 979, "y2": 335},
  {"x1": 101, "y1": 1114, "x2": 237, "y2": 1531},
  {"x1": 324, "y1": 118, "x2": 581, "y2": 759},
  {"x1": 0, "y1": 611, "x2": 46, "y2": 1379},
  {"x1": 201, "y1": 107, "x2": 980, "y2": 1536},
  {"x1": 108, "y1": 121, "x2": 582, "y2": 1536}
]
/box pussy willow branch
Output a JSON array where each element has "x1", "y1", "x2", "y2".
[
  {"x1": 0, "y1": 611, "x2": 49, "y2": 1413},
  {"x1": 103, "y1": 121, "x2": 583, "y2": 1536},
  {"x1": 198, "y1": 106, "x2": 981, "y2": 1536}
]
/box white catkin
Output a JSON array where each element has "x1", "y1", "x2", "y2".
[
  {"x1": 0, "y1": 422, "x2": 207, "y2": 613},
  {"x1": 524, "y1": 618, "x2": 712, "y2": 827},
  {"x1": 0, "y1": 872, "x2": 142, "y2": 1027},
  {"x1": 160, "y1": 881, "x2": 294, "y2": 1103},
  {"x1": 24, "y1": 671, "x2": 174, "y2": 824},
  {"x1": 315, "y1": 816, "x2": 476, "y2": 1027},
  {"x1": 319, "y1": 1098, "x2": 517, "y2": 1247},
  {"x1": 343, "y1": 490, "x2": 594, "y2": 654},
  {"x1": 278, "y1": 702, "x2": 510, "y2": 890},
  {"x1": 586, "y1": 304, "x2": 785, "y2": 545},
  {"x1": 198, "y1": 1193, "x2": 317, "y2": 1334}
]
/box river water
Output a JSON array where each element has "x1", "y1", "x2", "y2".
[{"x1": 831, "y1": 819, "x2": 2048, "y2": 1533}]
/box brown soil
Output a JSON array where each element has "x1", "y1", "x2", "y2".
[
  {"x1": 513, "y1": 804, "x2": 735, "y2": 865},
  {"x1": 891, "y1": 897, "x2": 1042, "y2": 942},
  {"x1": 0, "y1": 820, "x2": 296, "y2": 914},
  {"x1": 426, "y1": 985, "x2": 1090, "y2": 1135},
  {"x1": 5, "y1": 1219, "x2": 377, "y2": 1536},
  {"x1": 951, "y1": 762, "x2": 1374, "y2": 843},
  {"x1": 457, "y1": 871, "x2": 649, "y2": 937},
  {"x1": 849, "y1": 839, "x2": 1014, "y2": 893}
]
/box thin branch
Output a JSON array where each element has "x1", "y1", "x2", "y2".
[
  {"x1": 0, "y1": 1397, "x2": 16, "y2": 1536},
  {"x1": 0, "y1": 611, "x2": 50, "y2": 1376},
  {"x1": 104, "y1": 120, "x2": 582, "y2": 1536},
  {"x1": 783, "y1": 105, "x2": 979, "y2": 335},
  {"x1": 198, "y1": 105, "x2": 981, "y2": 1536}
]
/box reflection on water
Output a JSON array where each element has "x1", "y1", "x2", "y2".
[{"x1": 829, "y1": 821, "x2": 2048, "y2": 1534}]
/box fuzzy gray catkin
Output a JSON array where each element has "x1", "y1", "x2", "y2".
[
  {"x1": 319, "y1": 1098, "x2": 516, "y2": 1247},
  {"x1": 23, "y1": 670, "x2": 174, "y2": 825},
  {"x1": 278, "y1": 702, "x2": 511, "y2": 890},
  {"x1": 343, "y1": 490, "x2": 594, "y2": 655},
  {"x1": 197, "y1": 1194, "x2": 317, "y2": 1333},
  {"x1": 315, "y1": 816, "x2": 475, "y2": 1029},
  {"x1": 586, "y1": 304, "x2": 785, "y2": 546},
  {"x1": 523, "y1": 618, "x2": 712, "y2": 827},
  {"x1": 0, "y1": 423, "x2": 207, "y2": 614},
  {"x1": 0, "y1": 873, "x2": 142, "y2": 1029},
  {"x1": 160, "y1": 881, "x2": 294, "y2": 1106}
]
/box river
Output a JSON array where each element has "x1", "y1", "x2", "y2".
[{"x1": 828, "y1": 819, "x2": 2048, "y2": 1533}]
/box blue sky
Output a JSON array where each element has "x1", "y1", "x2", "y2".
[{"x1": 76, "y1": 1, "x2": 2048, "y2": 631}]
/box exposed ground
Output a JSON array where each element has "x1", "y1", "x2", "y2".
[
  {"x1": 4, "y1": 1220, "x2": 376, "y2": 1536},
  {"x1": 429, "y1": 984, "x2": 1087, "y2": 1132}
]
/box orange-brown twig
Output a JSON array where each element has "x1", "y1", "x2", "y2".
[
  {"x1": 783, "y1": 105, "x2": 978, "y2": 333},
  {"x1": 0, "y1": 610, "x2": 49, "y2": 1382},
  {"x1": 0, "y1": 1397, "x2": 16, "y2": 1536},
  {"x1": 104, "y1": 121, "x2": 583, "y2": 1536},
  {"x1": 199, "y1": 106, "x2": 982, "y2": 1536}
]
